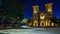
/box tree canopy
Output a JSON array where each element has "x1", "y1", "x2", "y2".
[{"x1": 0, "y1": 0, "x2": 26, "y2": 20}]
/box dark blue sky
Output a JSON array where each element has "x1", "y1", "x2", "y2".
[
  {"x1": 18, "y1": 0, "x2": 60, "y2": 19},
  {"x1": 1, "y1": 0, "x2": 60, "y2": 19}
]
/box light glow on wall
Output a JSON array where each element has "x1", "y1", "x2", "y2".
[
  {"x1": 40, "y1": 13, "x2": 45, "y2": 19},
  {"x1": 33, "y1": 20, "x2": 38, "y2": 27}
]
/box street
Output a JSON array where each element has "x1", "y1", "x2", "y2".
[{"x1": 0, "y1": 27, "x2": 60, "y2": 34}]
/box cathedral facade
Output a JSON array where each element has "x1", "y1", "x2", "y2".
[
  {"x1": 32, "y1": 3, "x2": 55, "y2": 27},
  {"x1": 27, "y1": 3, "x2": 56, "y2": 27}
]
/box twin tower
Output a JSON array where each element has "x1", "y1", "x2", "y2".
[{"x1": 32, "y1": 3, "x2": 54, "y2": 27}]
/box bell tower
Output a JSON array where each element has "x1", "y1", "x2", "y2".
[
  {"x1": 45, "y1": 3, "x2": 53, "y2": 19},
  {"x1": 32, "y1": 5, "x2": 39, "y2": 27},
  {"x1": 45, "y1": 3, "x2": 53, "y2": 14}
]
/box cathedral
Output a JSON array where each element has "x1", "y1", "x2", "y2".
[
  {"x1": 27, "y1": 3, "x2": 57, "y2": 27},
  {"x1": 32, "y1": 3, "x2": 54, "y2": 27}
]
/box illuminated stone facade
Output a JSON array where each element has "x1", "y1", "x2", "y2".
[
  {"x1": 28, "y1": 3, "x2": 55, "y2": 27},
  {"x1": 32, "y1": 5, "x2": 39, "y2": 27}
]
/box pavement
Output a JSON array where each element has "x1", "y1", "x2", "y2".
[{"x1": 0, "y1": 27, "x2": 60, "y2": 34}]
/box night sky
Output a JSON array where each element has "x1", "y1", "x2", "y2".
[
  {"x1": 1, "y1": 0, "x2": 60, "y2": 19},
  {"x1": 18, "y1": 0, "x2": 60, "y2": 19}
]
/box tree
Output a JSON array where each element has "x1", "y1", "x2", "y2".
[{"x1": 1, "y1": 0, "x2": 25, "y2": 21}]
